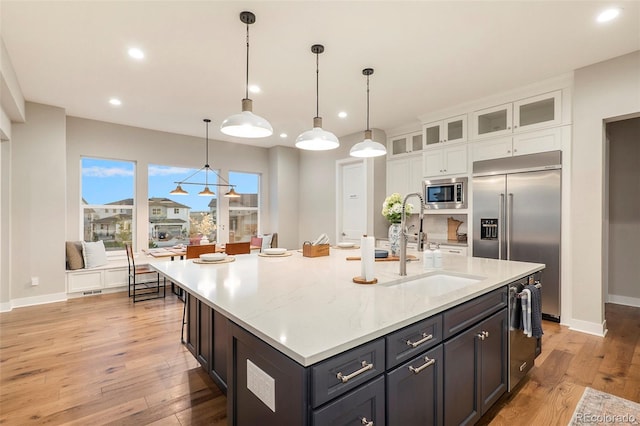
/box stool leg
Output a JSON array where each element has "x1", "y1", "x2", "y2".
[{"x1": 181, "y1": 296, "x2": 187, "y2": 344}]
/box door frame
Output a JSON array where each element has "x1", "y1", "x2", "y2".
[{"x1": 335, "y1": 158, "x2": 369, "y2": 244}]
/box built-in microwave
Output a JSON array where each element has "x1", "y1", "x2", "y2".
[{"x1": 422, "y1": 177, "x2": 467, "y2": 209}]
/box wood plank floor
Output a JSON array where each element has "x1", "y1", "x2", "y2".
[{"x1": 1, "y1": 292, "x2": 638, "y2": 425}]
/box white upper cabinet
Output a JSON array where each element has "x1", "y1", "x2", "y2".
[
  {"x1": 387, "y1": 154, "x2": 424, "y2": 196},
  {"x1": 424, "y1": 115, "x2": 467, "y2": 147},
  {"x1": 471, "y1": 127, "x2": 565, "y2": 162},
  {"x1": 423, "y1": 145, "x2": 467, "y2": 177},
  {"x1": 388, "y1": 131, "x2": 424, "y2": 157},
  {"x1": 471, "y1": 91, "x2": 561, "y2": 139}
]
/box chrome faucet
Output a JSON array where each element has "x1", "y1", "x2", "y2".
[{"x1": 400, "y1": 192, "x2": 426, "y2": 276}]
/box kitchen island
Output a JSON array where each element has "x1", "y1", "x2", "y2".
[{"x1": 150, "y1": 250, "x2": 543, "y2": 425}]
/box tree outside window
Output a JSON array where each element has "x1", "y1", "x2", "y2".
[{"x1": 229, "y1": 172, "x2": 259, "y2": 242}]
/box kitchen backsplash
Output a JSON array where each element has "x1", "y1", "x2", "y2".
[{"x1": 404, "y1": 213, "x2": 467, "y2": 242}]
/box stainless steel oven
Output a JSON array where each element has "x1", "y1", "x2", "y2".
[{"x1": 422, "y1": 177, "x2": 467, "y2": 210}]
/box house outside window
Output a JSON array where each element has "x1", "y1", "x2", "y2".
[
  {"x1": 229, "y1": 171, "x2": 259, "y2": 242},
  {"x1": 81, "y1": 157, "x2": 134, "y2": 251},
  {"x1": 148, "y1": 164, "x2": 218, "y2": 247}
]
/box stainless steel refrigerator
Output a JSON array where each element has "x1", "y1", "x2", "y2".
[{"x1": 473, "y1": 151, "x2": 561, "y2": 322}]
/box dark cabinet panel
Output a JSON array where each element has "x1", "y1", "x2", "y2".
[
  {"x1": 185, "y1": 294, "x2": 197, "y2": 357},
  {"x1": 311, "y1": 339, "x2": 385, "y2": 408},
  {"x1": 386, "y1": 314, "x2": 442, "y2": 369},
  {"x1": 443, "y1": 287, "x2": 507, "y2": 339},
  {"x1": 229, "y1": 323, "x2": 308, "y2": 426},
  {"x1": 444, "y1": 326, "x2": 481, "y2": 425},
  {"x1": 387, "y1": 345, "x2": 443, "y2": 426},
  {"x1": 479, "y1": 309, "x2": 508, "y2": 413},
  {"x1": 197, "y1": 302, "x2": 212, "y2": 372},
  {"x1": 213, "y1": 310, "x2": 228, "y2": 386},
  {"x1": 444, "y1": 307, "x2": 508, "y2": 426},
  {"x1": 313, "y1": 376, "x2": 385, "y2": 426}
]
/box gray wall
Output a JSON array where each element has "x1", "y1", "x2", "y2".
[
  {"x1": 65, "y1": 116, "x2": 271, "y2": 249},
  {"x1": 10, "y1": 102, "x2": 67, "y2": 302},
  {"x1": 268, "y1": 145, "x2": 300, "y2": 249},
  {"x1": 607, "y1": 117, "x2": 640, "y2": 303},
  {"x1": 298, "y1": 129, "x2": 387, "y2": 247},
  {"x1": 571, "y1": 51, "x2": 640, "y2": 329}
]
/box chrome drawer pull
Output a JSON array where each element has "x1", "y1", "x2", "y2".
[
  {"x1": 361, "y1": 417, "x2": 374, "y2": 426},
  {"x1": 406, "y1": 332, "x2": 433, "y2": 348},
  {"x1": 336, "y1": 360, "x2": 373, "y2": 383},
  {"x1": 408, "y1": 356, "x2": 436, "y2": 374}
]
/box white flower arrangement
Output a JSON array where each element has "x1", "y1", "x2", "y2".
[{"x1": 382, "y1": 193, "x2": 413, "y2": 224}]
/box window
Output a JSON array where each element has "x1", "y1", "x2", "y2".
[
  {"x1": 81, "y1": 158, "x2": 134, "y2": 251},
  {"x1": 229, "y1": 171, "x2": 259, "y2": 242},
  {"x1": 148, "y1": 164, "x2": 218, "y2": 247},
  {"x1": 151, "y1": 208, "x2": 161, "y2": 215}
]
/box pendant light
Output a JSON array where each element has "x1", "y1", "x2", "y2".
[
  {"x1": 170, "y1": 119, "x2": 241, "y2": 198},
  {"x1": 350, "y1": 68, "x2": 387, "y2": 158},
  {"x1": 295, "y1": 44, "x2": 339, "y2": 151},
  {"x1": 220, "y1": 11, "x2": 273, "y2": 138}
]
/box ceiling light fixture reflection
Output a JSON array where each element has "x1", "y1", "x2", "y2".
[
  {"x1": 220, "y1": 11, "x2": 273, "y2": 138},
  {"x1": 295, "y1": 44, "x2": 339, "y2": 151},
  {"x1": 170, "y1": 119, "x2": 241, "y2": 198},
  {"x1": 350, "y1": 68, "x2": 387, "y2": 158},
  {"x1": 597, "y1": 7, "x2": 621, "y2": 22},
  {"x1": 128, "y1": 47, "x2": 144, "y2": 59}
]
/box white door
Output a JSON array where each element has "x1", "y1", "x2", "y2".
[{"x1": 338, "y1": 160, "x2": 366, "y2": 243}]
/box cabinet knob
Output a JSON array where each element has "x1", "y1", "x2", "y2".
[
  {"x1": 476, "y1": 333, "x2": 485, "y2": 341},
  {"x1": 507, "y1": 126, "x2": 511, "y2": 130},
  {"x1": 514, "y1": 125, "x2": 518, "y2": 128},
  {"x1": 361, "y1": 418, "x2": 374, "y2": 426},
  {"x1": 443, "y1": 139, "x2": 447, "y2": 142},
  {"x1": 514, "y1": 149, "x2": 517, "y2": 153},
  {"x1": 507, "y1": 150, "x2": 511, "y2": 153}
]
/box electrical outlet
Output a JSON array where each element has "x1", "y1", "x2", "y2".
[
  {"x1": 246, "y1": 359, "x2": 275, "y2": 412},
  {"x1": 31, "y1": 277, "x2": 39, "y2": 286}
]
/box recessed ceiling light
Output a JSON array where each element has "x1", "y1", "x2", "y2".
[
  {"x1": 128, "y1": 47, "x2": 145, "y2": 59},
  {"x1": 109, "y1": 98, "x2": 122, "y2": 106},
  {"x1": 597, "y1": 7, "x2": 621, "y2": 23},
  {"x1": 338, "y1": 111, "x2": 348, "y2": 118},
  {"x1": 249, "y1": 85, "x2": 261, "y2": 94},
  {"x1": 279, "y1": 133, "x2": 288, "y2": 138}
]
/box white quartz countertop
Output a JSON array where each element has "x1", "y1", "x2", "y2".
[{"x1": 149, "y1": 250, "x2": 543, "y2": 366}]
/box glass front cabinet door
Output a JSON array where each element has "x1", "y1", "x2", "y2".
[
  {"x1": 389, "y1": 131, "x2": 424, "y2": 157},
  {"x1": 424, "y1": 115, "x2": 467, "y2": 146},
  {"x1": 472, "y1": 91, "x2": 561, "y2": 139}
]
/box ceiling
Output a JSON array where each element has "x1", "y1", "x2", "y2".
[{"x1": 2, "y1": 1, "x2": 639, "y2": 148}]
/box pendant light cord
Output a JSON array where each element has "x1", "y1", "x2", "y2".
[
  {"x1": 245, "y1": 23, "x2": 250, "y2": 100},
  {"x1": 366, "y1": 73, "x2": 370, "y2": 131},
  {"x1": 315, "y1": 51, "x2": 319, "y2": 118},
  {"x1": 204, "y1": 120, "x2": 210, "y2": 186}
]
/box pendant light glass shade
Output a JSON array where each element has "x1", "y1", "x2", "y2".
[
  {"x1": 349, "y1": 130, "x2": 387, "y2": 158},
  {"x1": 296, "y1": 117, "x2": 339, "y2": 150},
  {"x1": 221, "y1": 99, "x2": 272, "y2": 138},
  {"x1": 350, "y1": 68, "x2": 387, "y2": 158},
  {"x1": 296, "y1": 44, "x2": 339, "y2": 151},
  {"x1": 221, "y1": 11, "x2": 272, "y2": 138}
]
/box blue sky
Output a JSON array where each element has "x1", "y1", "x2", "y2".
[{"x1": 82, "y1": 158, "x2": 258, "y2": 212}]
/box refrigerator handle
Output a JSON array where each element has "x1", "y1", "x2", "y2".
[
  {"x1": 498, "y1": 193, "x2": 505, "y2": 260},
  {"x1": 507, "y1": 193, "x2": 513, "y2": 260}
]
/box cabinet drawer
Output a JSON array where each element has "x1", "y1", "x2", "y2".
[
  {"x1": 386, "y1": 314, "x2": 442, "y2": 369},
  {"x1": 104, "y1": 267, "x2": 127, "y2": 288},
  {"x1": 443, "y1": 287, "x2": 507, "y2": 339},
  {"x1": 311, "y1": 338, "x2": 385, "y2": 408},
  {"x1": 312, "y1": 375, "x2": 385, "y2": 426}
]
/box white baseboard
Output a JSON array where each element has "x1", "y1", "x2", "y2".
[
  {"x1": 568, "y1": 317, "x2": 608, "y2": 337},
  {"x1": 607, "y1": 294, "x2": 640, "y2": 308},
  {"x1": 2, "y1": 292, "x2": 68, "y2": 312}
]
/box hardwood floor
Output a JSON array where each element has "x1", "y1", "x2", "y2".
[{"x1": 1, "y1": 292, "x2": 638, "y2": 425}]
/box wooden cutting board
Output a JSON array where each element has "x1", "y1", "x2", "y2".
[{"x1": 346, "y1": 255, "x2": 418, "y2": 262}]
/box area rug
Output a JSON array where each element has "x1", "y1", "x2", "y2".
[{"x1": 569, "y1": 387, "x2": 640, "y2": 425}]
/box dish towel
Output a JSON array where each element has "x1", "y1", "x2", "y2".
[
  {"x1": 524, "y1": 284, "x2": 544, "y2": 338},
  {"x1": 520, "y1": 289, "x2": 532, "y2": 337}
]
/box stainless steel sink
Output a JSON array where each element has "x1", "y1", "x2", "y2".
[{"x1": 383, "y1": 272, "x2": 485, "y2": 296}]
